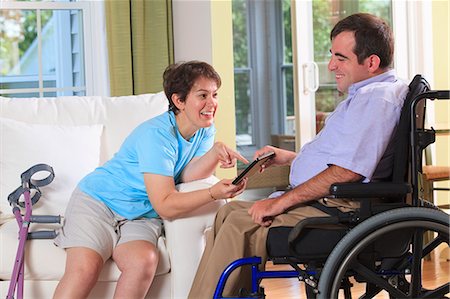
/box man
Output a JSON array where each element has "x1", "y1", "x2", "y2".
[{"x1": 189, "y1": 13, "x2": 409, "y2": 298}]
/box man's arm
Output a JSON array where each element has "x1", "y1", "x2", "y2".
[{"x1": 248, "y1": 165, "x2": 362, "y2": 226}]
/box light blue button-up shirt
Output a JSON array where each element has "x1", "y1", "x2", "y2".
[{"x1": 289, "y1": 70, "x2": 408, "y2": 187}]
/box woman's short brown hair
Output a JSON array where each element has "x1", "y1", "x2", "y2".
[{"x1": 163, "y1": 61, "x2": 221, "y2": 114}]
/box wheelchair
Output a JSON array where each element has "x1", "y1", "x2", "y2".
[{"x1": 214, "y1": 75, "x2": 450, "y2": 299}]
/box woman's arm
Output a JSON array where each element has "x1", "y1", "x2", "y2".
[
  {"x1": 180, "y1": 141, "x2": 248, "y2": 183},
  {"x1": 144, "y1": 173, "x2": 246, "y2": 220}
]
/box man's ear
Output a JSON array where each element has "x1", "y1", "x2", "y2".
[
  {"x1": 367, "y1": 54, "x2": 381, "y2": 73},
  {"x1": 171, "y1": 93, "x2": 185, "y2": 111}
]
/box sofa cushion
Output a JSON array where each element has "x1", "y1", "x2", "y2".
[
  {"x1": 0, "y1": 220, "x2": 170, "y2": 281},
  {"x1": 0, "y1": 118, "x2": 103, "y2": 217},
  {"x1": 0, "y1": 93, "x2": 169, "y2": 164},
  {"x1": 101, "y1": 93, "x2": 168, "y2": 163}
]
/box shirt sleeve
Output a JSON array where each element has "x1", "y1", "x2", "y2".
[
  {"x1": 194, "y1": 125, "x2": 216, "y2": 157},
  {"x1": 327, "y1": 93, "x2": 402, "y2": 180},
  {"x1": 136, "y1": 128, "x2": 177, "y2": 177}
]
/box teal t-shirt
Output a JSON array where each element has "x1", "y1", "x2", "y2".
[{"x1": 78, "y1": 111, "x2": 215, "y2": 220}]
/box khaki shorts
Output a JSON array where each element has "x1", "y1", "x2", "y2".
[{"x1": 54, "y1": 188, "x2": 162, "y2": 262}]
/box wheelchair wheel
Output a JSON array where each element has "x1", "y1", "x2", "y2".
[{"x1": 317, "y1": 207, "x2": 449, "y2": 299}]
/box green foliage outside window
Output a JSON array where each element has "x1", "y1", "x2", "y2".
[{"x1": 1, "y1": 10, "x2": 52, "y2": 75}]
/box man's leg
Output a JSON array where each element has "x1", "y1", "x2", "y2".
[{"x1": 189, "y1": 200, "x2": 330, "y2": 299}]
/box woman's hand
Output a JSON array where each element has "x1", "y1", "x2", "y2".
[
  {"x1": 213, "y1": 141, "x2": 249, "y2": 169},
  {"x1": 209, "y1": 178, "x2": 247, "y2": 200},
  {"x1": 253, "y1": 145, "x2": 297, "y2": 171}
]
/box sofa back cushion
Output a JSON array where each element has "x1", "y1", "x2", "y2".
[{"x1": 0, "y1": 93, "x2": 168, "y2": 217}]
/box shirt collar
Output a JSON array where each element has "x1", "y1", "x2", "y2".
[{"x1": 348, "y1": 69, "x2": 397, "y2": 97}]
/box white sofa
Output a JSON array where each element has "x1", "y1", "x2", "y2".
[{"x1": 0, "y1": 93, "x2": 225, "y2": 299}]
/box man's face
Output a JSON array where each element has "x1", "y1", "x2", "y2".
[{"x1": 328, "y1": 31, "x2": 373, "y2": 93}]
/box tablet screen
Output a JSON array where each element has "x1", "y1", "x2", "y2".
[{"x1": 232, "y1": 151, "x2": 275, "y2": 185}]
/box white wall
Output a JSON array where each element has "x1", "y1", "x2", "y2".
[{"x1": 172, "y1": 0, "x2": 213, "y2": 63}]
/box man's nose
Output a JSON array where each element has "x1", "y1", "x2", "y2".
[{"x1": 328, "y1": 58, "x2": 336, "y2": 71}]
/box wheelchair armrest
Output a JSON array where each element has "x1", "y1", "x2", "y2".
[
  {"x1": 288, "y1": 216, "x2": 342, "y2": 249},
  {"x1": 329, "y1": 182, "x2": 411, "y2": 198}
]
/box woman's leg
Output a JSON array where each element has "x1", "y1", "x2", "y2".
[
  {"x1": 53, "y1": 247, "x2": 103, "y2": 299},
  {"x1": 112, "y1": 240, "x2": 159, "y2": 299}
]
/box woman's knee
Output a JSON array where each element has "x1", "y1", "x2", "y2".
[
  {"x1": 114, "y1": 241, "x2": 159, "y2": 277},
  {"x1": 64, "y1": 248, "x2": 103, "y2": 280}
]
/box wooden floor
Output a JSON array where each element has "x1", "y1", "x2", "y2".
[{"x1": 261, "y1": 245, "x2": 449, "y2": 298}]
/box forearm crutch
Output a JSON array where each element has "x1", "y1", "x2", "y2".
[{"x1": 6, "y1": 164, "x2": 60, "y2": 299}]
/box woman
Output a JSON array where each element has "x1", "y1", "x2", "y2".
[{"x1": 53, "y1": 61, "x2": 248, "y2": 299}]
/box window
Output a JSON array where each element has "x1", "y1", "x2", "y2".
[
  {"x1": 0, "y1": 1, "x2": 105, "y2": 97},
  {"x1": 232, "y1": 0, "x2": 392, "y2": 162}
]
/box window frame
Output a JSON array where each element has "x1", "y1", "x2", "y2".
[
  {"x1": 0, "y1": 1, "x2": 108, "y2": 97},
  {"x1": 234, "y1": 0, "x2": 285, "y2": 159}
]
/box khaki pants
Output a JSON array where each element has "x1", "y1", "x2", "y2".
[{"x1": 188, "y1": 199, "x2": 358, "y2": 299}]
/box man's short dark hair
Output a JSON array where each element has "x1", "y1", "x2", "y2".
[
  {"x1": 163, "y1": 61, "x2": 221, "y2": 114},
  {"x1": 330, "y1": 13, "x2": 394, "y2": 69}
]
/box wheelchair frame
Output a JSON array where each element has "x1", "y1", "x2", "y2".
[{"x1": 213, "y1": 77, "x2": 450, "y2": 299}]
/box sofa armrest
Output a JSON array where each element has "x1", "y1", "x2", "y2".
[{"x1": 164, "y1": 175, "x2": 226, "y2": 299}]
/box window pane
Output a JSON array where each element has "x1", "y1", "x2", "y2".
[
  {"x1": 312, "y1": 0, "x2": 392, "y2": 132},
  {"x1": 0, "y1": 8, "x2": 86, "y2": 96},
  {"x1": 1, "y1": 10, "x2": 42, "y2": 86},
  {"x1": 233, "y1": 0, "x2": 253, "y2": 148},
  {"x1": 234, "y1": 71, "x2": 252, "y2": 145},
  {"x1": 45, "y1": 9, "x2": 85, "y2": 95},
  {"x1": 281, "y1": 0, "x2": 294, "y2": 134},
  {"x1": 282, "y1": 0, "x2": 292, "y2": 64},
  {"x1": 232, "y1": 0, "x2": 248, "y2": 68}
]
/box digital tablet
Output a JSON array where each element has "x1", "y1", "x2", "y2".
[{"x1": 232, "y1": 151, "x2": 275, "y2": 185}]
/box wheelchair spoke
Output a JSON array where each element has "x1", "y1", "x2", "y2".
[
  {"x1": 410, "y1": 230, "x2": 424, "y2": 298},
  {"x1": 316, "y1": 208, "x2": 449, "y2": 299},
  {"x1": 421, "y1": 283, "x2": 450, "y2": 299},
  {"x1": 351, "y1": 261, "x2": 408, "y2": 298}
]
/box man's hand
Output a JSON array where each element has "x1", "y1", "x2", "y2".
[
  {"x1": 213, "y1": 141, "x2": 249, "y2": 168},
  {"x1": 248, "y1": 197, "x2": 285, "y2": 227},
  {"x1": 253, "y1": 145, "x2": 297, "y2": 171}
]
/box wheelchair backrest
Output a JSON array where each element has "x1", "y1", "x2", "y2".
[{"x1": 391, "y1": 75, "x2": 430, "y2": 185}]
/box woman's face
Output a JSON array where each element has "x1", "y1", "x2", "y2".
[{"x1": 174, "y1": 76, "x2": 219, "y2": 136}]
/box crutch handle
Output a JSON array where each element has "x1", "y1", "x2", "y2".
[
  {"x1": 31, "y1": 215, "x2": 61, "y2": 224},
  {"x1": 27, "y1": 231, "x2": 57, "y2": 239}
]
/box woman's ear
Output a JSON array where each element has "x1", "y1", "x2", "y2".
[{"x1": 171, "y1": 93, "x2": 185, "y2": 111}]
